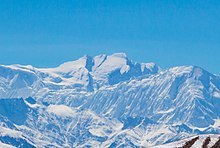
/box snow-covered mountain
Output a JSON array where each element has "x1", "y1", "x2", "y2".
[
  {"x1": 155, "y1": 134, "x2": 220, "y2": 148},
  {"x1": 0, "y1": 53, "x2": 159, "y2": 98},
  {"x1": 0, "y1": 53, "x2": 220, "y2": 147}
]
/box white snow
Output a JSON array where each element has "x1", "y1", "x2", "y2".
[
  {"x1": 0, "y1": 53, "x2": 220, "y2": 147},
  {"x1": 89, "y1": 128, "x2": 106, "y2": 137},
  {"x1": 0, "y1": 126, "x2": 22, "y2": 138},
  {"x1": 213, "y1": 119, "x2": 220, "y2": 128},
  {"x1": 52, "y1": 55, "x2": 88, "y2": 73},
  {"x1": 169, "y1": 66, "x2": 194, "y2": 76},
  {"x1": 47, "y1": 105, "x2": 75, "y2": 117},
  {"x1": 213, "y1": 91, "x2": 220, "y2": 98},
  {"x1": 0, "y1": 141, "x2": 15, "y2": 148},
  {"x1": 93, "y1": 53, "x2": 128, "y2": 75},
  {"x1": 0, "y1": 53, "x2": 159, "y2": 98},
  {"x1": 154, "y1": 134, "x2": 220, "y2": 148},
  {"x1": 156, "y1": 108, "x2": 175, "y2": 114}
]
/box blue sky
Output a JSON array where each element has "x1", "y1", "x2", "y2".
[{"x1": 0, "y1": 0, "x2": 220, "y2": 74}]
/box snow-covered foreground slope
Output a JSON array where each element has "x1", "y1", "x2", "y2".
[
  {"x1": 154, "y1": 134, "x2": 220, "y2": 148},
  {"x1": 0, "y1": 53, "x2": 220, "y2": 147},
  {"x1": 0, "y1": 98, "x2": 219, "y2": 147}
]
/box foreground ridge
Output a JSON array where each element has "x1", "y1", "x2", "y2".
[{"x1": 155, "y1": 135, "x2": 220, "y2": 148}]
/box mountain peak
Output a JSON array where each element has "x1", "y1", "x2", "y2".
[
  {"x1": 110, "y1": 52, "x2": 127, "y2": 58},
  {"x1": 53, "y1": 55, "x2": 94, "y2": 73},
  {"x1": 53, "y1": 53, "x2": 127, "y2": 73},
  {"x1": 1, "y1": 53, "x2": 220, "y2": 147},
  {"x1": 80, "y1": 54, "x2": 92, "y2": 60},
  {"x1": 168, "y1": 65, "x2": 212, "y2": 78}
]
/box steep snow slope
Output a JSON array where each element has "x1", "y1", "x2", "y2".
[
  {"x1": 0, "y1": 125, "x2": 35, "y2": 147},
  {"x1": 80, "y1": 66, "x2": 220, "y2": 128},
  {"x1": 154, "y1": 134, "x2": 220, "y2": 148},
  {"x1": 0, "y1": 53, "x2": 159, "y2": 98},
  {"x1": 0, "y1": 98, "x2": 124, "y2": 147},
  {"x1": 0, "y1": 141, "x2": 15, "y2": 148},
  {"x1": 0, "y1": 97, "x2": 219, "y2": 147},
  {"x1": 0, "y1": 53, "x2": 220, "y2": 147}
]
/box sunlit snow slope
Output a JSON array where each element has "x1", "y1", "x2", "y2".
[{"x1": 0, "y1": 53, "x2": 219, "y2": 147}]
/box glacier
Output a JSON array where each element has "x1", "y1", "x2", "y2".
[{"x1": 0, "y1": 53, "x2": 219, "y2": 147}]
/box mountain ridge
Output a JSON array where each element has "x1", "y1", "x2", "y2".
[{"x1": 0, "y1": 53, "x2": 219, "y2": 147}]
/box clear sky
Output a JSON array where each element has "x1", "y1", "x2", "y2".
[{"x1": 0, "y1": 0, "x2": 220, "y2": 74}]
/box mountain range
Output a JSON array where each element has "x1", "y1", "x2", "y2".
[{"x1": 0, "y1": 53, "x2": 219, "y2": 147}]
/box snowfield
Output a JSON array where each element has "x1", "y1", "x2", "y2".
[
  {"x1": 154, "y1": 134, "x2": 220, "y2": 148},
  {"x1": 0, "y1": 53, "x2": 220, "y2": 147}
]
